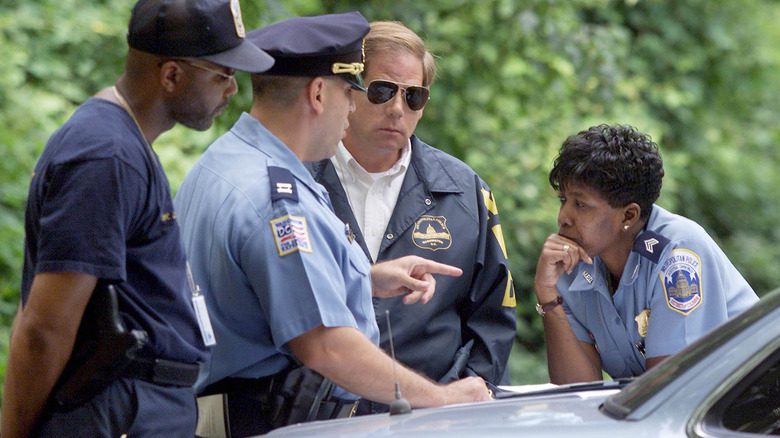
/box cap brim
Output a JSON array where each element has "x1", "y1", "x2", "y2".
[{"x1": 200, "y1": 40, "x2": 275, "y2": 73}]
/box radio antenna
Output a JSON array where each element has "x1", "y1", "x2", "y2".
[{"x1": 386, "y1": 310, "x2": 412, "y2": 415}]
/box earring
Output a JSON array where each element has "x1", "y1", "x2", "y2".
[{"x1": 623, "y1": 223, "x2": 630, "y2": 231}]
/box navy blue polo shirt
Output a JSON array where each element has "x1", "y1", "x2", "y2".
[{"x1": 22, "y1": 97, "x2": 207, "y2": 364}]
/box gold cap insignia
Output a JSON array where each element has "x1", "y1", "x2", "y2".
[
  {"x1": 332, "y1": 62, "x2": 364, "y2": 75},
  {"x1": 229, "y1": 0, "x2": 246, "y2": 38}
]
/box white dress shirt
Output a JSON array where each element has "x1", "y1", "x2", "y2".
[{"x1": 330, "y1": 140, "x2": 412, "y2": 261}]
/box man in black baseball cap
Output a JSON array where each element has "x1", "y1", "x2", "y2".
[{"x1": 1, "y1": 1, "x2": 273, "y2": 437}]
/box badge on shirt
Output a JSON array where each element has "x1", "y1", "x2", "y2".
[
  {"x1": 270, "y1": 214, "x2": 312, "y2": 256},
  {"x1": 634, "y1": 308, "x2": 651, "y2": 337},
  {"x1": 660, "y1": 248, "x2": 703, "y2": 315},
  {"x1": 345, "y1": 223, "x2": 356, "y2": 243},
  {"x1": 582, "y1": 270, "x2": 594, "y2": 284},
  {"x1": 411, "y1": 215, "x2": 452, "y2": 251}
]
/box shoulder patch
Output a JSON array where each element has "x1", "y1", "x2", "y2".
[
  {"x1": 268, "y1": 166, "x2": 298, "y2": 202},
  {"x1": 659, "y1": 248, "x2": 703, "y2": 315},
  {"x1": 270, "y1": 214, "x2": 312, "y2": 256},
  {"x1": 633, "y1": 230, "x2": 670, "y2": 264}
]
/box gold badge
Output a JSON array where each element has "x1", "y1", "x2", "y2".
[
  {"x1": 229, "y1": 0, "x2": 246, "y2": 38},
  {"x1": 412, "y1": 215, "x2": 452, "y2": 251},
  {"x1": 634, "y1": 309, "x2": 651, "y2": 338}
]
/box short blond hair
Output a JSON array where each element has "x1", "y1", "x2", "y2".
[{"x1": 364, "y1": 21, "x2": 436, "y2": 87}]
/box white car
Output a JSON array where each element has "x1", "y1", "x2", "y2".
[{"x1": 267, "y1": 288, "x2": 780, "y2": 437}]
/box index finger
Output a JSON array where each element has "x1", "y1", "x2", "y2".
[{"x1": 415, "y1": 259, "x2": 463, "y2": 278}]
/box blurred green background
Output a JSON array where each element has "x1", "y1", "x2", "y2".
[{"x1": 1, "y1": 0, "x2": 779, "y2": 396}]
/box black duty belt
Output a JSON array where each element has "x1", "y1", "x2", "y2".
[
  {"x1": 200, "y1": 373, "x2": 360, "y2": 417},
  {"x1": 122, "y1": 357, "x2": 200, "y2": 387},
  {"x1": 317, "y1": 398, "x2": 360, "y2": 419},
  {"x1": 200, "y1": 375, "x2": 278, "y2": 397}
]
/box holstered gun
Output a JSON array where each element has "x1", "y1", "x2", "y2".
[
  {"x1": 197, "y1": 366, "x2": 351, "y2": 437},
  {"x1": 52, "y1": 283, "x2": 148, "y2": 410}
]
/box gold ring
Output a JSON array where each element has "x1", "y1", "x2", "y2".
[{"x1": 562, "y1": 244, "x2": 571, "y2": 252}]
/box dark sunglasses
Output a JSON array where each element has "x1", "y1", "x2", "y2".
[{"x1": 366, "y1": 80, "x2": 430, "y2": 111}]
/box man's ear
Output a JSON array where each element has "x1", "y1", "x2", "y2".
[
  {"x1": 159, "y1": 60, "x2": 185, "y2": 93},
  {"x1": 306, "y1": 77, "x2": 326, "y2": 115}
]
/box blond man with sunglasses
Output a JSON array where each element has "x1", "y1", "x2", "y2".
[{"x1": 311, "y1": 21, "x2": 517, "y2": 413}]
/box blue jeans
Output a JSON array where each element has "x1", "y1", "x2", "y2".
[{"x1": 37, "y1": 378, "x2": 196, "y2": 437}]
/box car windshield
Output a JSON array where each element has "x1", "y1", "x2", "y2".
[{"x1": 602, "y1": 289, "x2": 780, "y2": 419}]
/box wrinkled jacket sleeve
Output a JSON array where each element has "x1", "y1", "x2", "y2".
[{"x1": 460, "y1": 176, "x2": 517, "y2": 384}]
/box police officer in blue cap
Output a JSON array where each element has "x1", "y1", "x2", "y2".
[
  {"x1": 176, "y1": 11, "x2": 491, "y2": 437},
  {"x1": 2, "y1": 0, "x2": 273, "y2": 437}
]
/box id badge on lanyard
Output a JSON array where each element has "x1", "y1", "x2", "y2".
[{"x1": 187, "y1": 262, "x2": 216, "y2": 346}]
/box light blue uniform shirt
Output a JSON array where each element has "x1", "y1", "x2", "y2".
[
  {"x1": 175, "y1": 113, "x2": 378, "y2": 393},
  {"x1": 557, "y1": 205, "x2": 758, "y2": 378}
]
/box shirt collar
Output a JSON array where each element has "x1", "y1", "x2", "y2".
[{"x1": 333, "y1": 140, "x2": 412, "y2": 184}]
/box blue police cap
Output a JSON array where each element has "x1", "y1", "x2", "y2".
[{"x1": 246, "y1": 11, "x2": 369, "y2": 91}]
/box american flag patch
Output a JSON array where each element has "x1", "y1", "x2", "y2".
[{"x1": 270, "y1": 215, "x2": 312, "y2": 256}]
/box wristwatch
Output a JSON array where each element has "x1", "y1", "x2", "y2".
[{"x1": 535, "y1": 296, "x2": 564, "y2": 317}]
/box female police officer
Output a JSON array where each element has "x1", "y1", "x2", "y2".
[{"x1": 534, "y1": 124, "x2": 759, "y2": 384}]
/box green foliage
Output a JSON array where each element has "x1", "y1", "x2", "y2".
[{"x1": 1, "y1": 0, "x2": 778, "y2": 396}]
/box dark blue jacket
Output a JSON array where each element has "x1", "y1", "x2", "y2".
[{"x1": 310, "y1": 136, "x2": 517, "y2": 384}]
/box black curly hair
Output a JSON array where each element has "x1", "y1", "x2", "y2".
[{"x1": 549, "y1": 124, "x2": 664, "y2": 220}]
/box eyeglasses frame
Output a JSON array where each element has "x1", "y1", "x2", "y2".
[{"x1": 161, "y1": 58, "x2": 236, "y2": 81}]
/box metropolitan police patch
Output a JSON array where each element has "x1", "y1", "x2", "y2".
[
  {"x1": 270, "y1": 214, "x2": 312, "y2": 256},
  {"x1": 660, "y1": 248, "x2": 703, "y2": 315},
  {"x1": 412, "y1": 215, "x2": 452, "y2": 251}
]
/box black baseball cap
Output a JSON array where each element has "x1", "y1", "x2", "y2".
[
  {"x1": 127, "y1": 0, "x2": 274, "y2": 73},
  {"x1": 246, "y1": 11, "x2": 369, "y2": 91}
]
